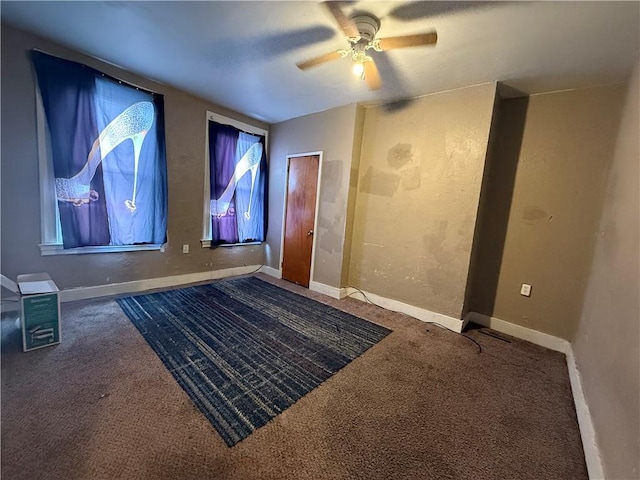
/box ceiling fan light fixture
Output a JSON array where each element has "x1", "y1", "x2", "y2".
[
  {"x1": 297, "y1": 4, "x2": 437, "y2": 91},
  {"x1": 350, "y1": 43, "x2": 370, "y2": 80},
  {"x1": 352, "y1": 61, "x2": 365, "y2": 78}
]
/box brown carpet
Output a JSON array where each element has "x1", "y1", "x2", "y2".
[{"x1": 1, "y1": 273, "x2": 587, "y2": 480}]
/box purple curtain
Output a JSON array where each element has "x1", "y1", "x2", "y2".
[
  {"x1": 208, "y1": 122, "x2": 267, "y2": 245},
  {"x1": 209, "y1": 123, "x2": 239, "y2": 244}
]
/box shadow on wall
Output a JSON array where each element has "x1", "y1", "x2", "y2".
[
  {"x1": 463, "y1": 94, "x2": 530, "y2": 318},
  {"x1": 375, "y1": 53, "x2": 415, "y2": 114}
]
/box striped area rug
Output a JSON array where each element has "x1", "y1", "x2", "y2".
[{"x1": 116, "y1": 276, "x2": 391, "y2": 446}]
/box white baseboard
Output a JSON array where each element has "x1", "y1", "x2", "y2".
[
  {"x1": 259, "y1": 265, "x2": 282, "y2": 279},
  {"x1": 309, "y1": 281, "x2": 347, "y2": 299},
  {"x1": 464, "y1": 311, "x2": 570, "y2": 353},
  {"x1": 345, "y1": 287, "x2": 464, "y2": 333},
  {"x1": 304, "y1": 282, "x2": 464, "y2": 335},
  {"x1": 566, "y1": 347, "x2": 604, "y2": 480},
  {"x1": 58, "y1": 265, "x2": 263, "y2": 303},
  {"x1": 0, "y1": 296, "x2": 21, "y2": 313}
]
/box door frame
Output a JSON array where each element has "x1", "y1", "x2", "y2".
[{"x1": 279, "y1": 151, "x2": 323, "y2": 285}]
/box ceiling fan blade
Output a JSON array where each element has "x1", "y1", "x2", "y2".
[
  {"x1": 364, "y1": 59, "x2": 382, "y2": 91},
  {"x1": 377, "y1": 32, "x2": 438, "y2": 51},
  {"x1": 323, "y1": 1, "x2": 360, "y2": 39},
  {"x1": 296, "y1": 50, "x2": 342, "y2": 70}
]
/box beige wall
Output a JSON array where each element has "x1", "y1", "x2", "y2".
[
  {"x1": 267, "y1": 104, "x2": 362, "y2": 288},
  {"x1": 349, "y1": 83, "x2": 497, "y2": 319},
  {"x1": 340, "y1": 105, "x2": 366, "y2": 287},
  {"x1": 573, "y1": 63, "x2": 639, "y2": 480},
  {"x1": 0, "y1": 24, "x2": 267, "y2": 290},
  {"x1": 468, "y1": 84, "x2": 626, "y2": 340}
]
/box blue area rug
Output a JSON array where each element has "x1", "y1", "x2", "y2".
[{"x1": 116, "y1": 276, "x2": 391, "y2": 446}]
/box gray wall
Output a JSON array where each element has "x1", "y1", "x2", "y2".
[
  {"x1": 467, "y1": 83, "x2": 626, "y2": 340},
  {"x1": 267, "y1": 104, "x2": 362, "y2": 288},
  {"x1": 573, "y1": 63, "x2": 639, "y2": 480},
  {"x1": 1, "y1": 24, "x2": 267, "y2": 290},
  {"x1": 348, "y1": 83, "x2": 497, "y2": 319}
]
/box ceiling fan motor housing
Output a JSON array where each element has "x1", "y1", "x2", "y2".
[{"x1": 350, "y1": 14, "x2": 381, "y2": 44}]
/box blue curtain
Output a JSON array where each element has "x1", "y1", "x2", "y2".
[
  {"x1": 208, "y1": 122, "x2": 267, "y2": 245},
  {"x1": 31, "y1": 50, "x2": 167, "y2": 248}
]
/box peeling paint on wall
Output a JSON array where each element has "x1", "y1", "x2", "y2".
[
  {"x1": 321, "y1": 160, "x2": 343, "y2": 203},
  {"x1": 400, "y1": 166, "x2": 421, "y2": 191},
  {"x1": 359, "y1": 166, "x2": 400, "y2": 197},
  {"x1": 522, "y1": 206, "x2": 548, "y2": 223},
  {"x1": 387, "y1": 143, "x2": 413, "y2": 169},
  {"x1": 317, "y1": 214, "x2": 344, "y2": 254},
  {"x1": 348, "y1": 83, "x2": 497, "y2": 318}
]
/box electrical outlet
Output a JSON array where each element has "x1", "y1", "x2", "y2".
[
  {"x1": 182, "y1": 244, "x2": 189, "y2": 254},
  {"x1": 520, "y1": 283, "x2": 532, "y2": 297}
]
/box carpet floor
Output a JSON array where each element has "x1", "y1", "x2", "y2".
[
  {"x1": 1, "y1": 273, "x2": 587, "y2": 480},
  {"x1": 116, "y1": 277, "x2": 390, "y2": 446}
]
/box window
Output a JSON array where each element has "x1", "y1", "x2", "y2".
[
  {"x1": 32, "y1": 50, "x2": 168, "y2": 255},
  {"x1": 201, "y1": 112, "x2": 268, "y2": 247}
]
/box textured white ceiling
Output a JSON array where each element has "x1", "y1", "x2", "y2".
[{"x1": 2, "y1": 1, "x2": 639, "y2": 123}]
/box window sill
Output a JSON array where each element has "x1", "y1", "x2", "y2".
[
  {"x1": 39, "y1": 243, "x2": 164, "y2": 256},
  {"x1": 200, "y1": 240, "x2": 262, "y2": 248}
]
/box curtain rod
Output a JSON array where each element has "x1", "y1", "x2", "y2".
[
  {"x1": 209, "y1": 120, "x2": 266, "y2": 138},
  {"x1": 31, "y1": 48, "x2": 162, "y2": 97}
]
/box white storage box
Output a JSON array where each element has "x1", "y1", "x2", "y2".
[{"x1": 17, "y1": 273, "x2": 61, "y2": 352}]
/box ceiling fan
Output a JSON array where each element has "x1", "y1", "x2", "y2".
[{"x1": 296, "y1": 1, "x2": 438, "y2": 90}]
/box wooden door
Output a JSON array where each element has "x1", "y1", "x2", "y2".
[{"x1": 282, "y1": 155, "x2": 319, "y2": 287}]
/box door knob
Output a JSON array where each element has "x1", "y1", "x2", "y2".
[{"x1": 307, "y1": 230, "x2": 314, "y2": 237}]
